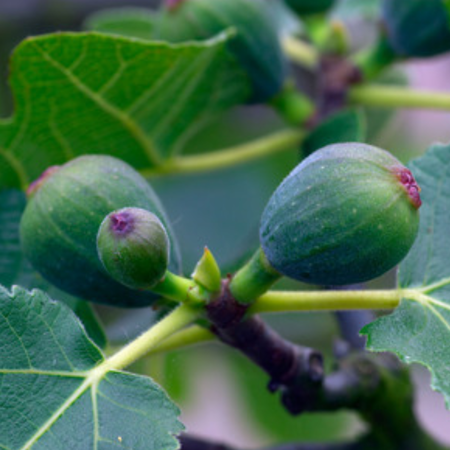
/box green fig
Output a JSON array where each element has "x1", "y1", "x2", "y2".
[
  {"x1": 97, "y1": 207, "x2": 170, "y2": 290},
  {"x1": 20, "y1": 155, "x2": 181, "y2": 307},
  {"x1": 382, "y1": 0, "x2": 450, "y2": 57},
  {"x1": 155, "y1": 0, "x2": 287, "y2": 103},
  {"x1": 284, "y1": 0, "x2": 336, "y2": 16},
  {"x1": 260, "y1": 143, "x2": 421, "y2": 285}
]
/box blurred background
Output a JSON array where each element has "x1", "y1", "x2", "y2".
[{"x1": 2, "y1": 0, "x2": 450, "y2": 448}]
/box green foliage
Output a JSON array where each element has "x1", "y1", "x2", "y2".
[
  {"x1": 3, "y1": 0, "x2": 450, "y2": 447},
  {"x1": 362, "y1": 143, "x2": 450, "y2": 409},
  {"x1": 0, "y1": 285, "x2": 182, "y2": 449},
  {"x1": 302, "y1": 109, "x2": 366, "y2": 157},
  {"x1": 260, "y1": 143, "x2": 420, "y2": 285},
  {"x1": 155, "y1": 0, "x2": 287, "y2": 103},
  {"x1": 20, "y1": 155, "x2": 180, "y2": 307},
  {"x1": 0, "y1": 32, "x2": 248, "y2": 190}
]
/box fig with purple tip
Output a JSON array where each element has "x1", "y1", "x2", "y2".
[
  {"x1": 260, "y1": 143, "x2": 421, "y2": 286},
  {"x1": 97, "y1": 207, "x2": 170, "y2": 290}
]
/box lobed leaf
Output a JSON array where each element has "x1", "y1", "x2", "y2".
[
  {"x1": 362, "y1": 142, "x2": 450, "y2": 408},
  {"x1": 0, "y1": 285, "x2": 183, "y2": 449},
  {"x1": 0, "y1": 31, "x2": 248, "y2": 190}
]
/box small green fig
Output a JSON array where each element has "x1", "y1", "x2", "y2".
[
  {"x1": 382, "y1": 0, "x2": 450, "y2": 57},
  {"x1": 260, "y1": 143, "x2": 421, "y2": 286},
  {"x1": 20, "y1": 155, "x2": 181, "y2": 307},
  {"x1": 97, "y1": 207, "x2": 170, "y2": 290},
  {"x1": 155, "y1": 0, "x2": 287, "y2": 103},
  {"x1": 284, "y1": 0, "x2": 336, "y2": 16}
]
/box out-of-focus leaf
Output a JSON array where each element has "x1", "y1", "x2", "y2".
[
  {"x1": 0, "y1": 285, "x2": 183, "y2": 449},
  {"x1": 362, "y1": 142, "x2": 450, "y2": 410},
  {"x1": 84, "y1": 8, "x2": 156, "y2": 40},
  {"x1": 302, "y1": 108, "x2": 366, "y2": 157},
  {"x1": 0, "y1": 31, "x2": 248, "y2": 190}
]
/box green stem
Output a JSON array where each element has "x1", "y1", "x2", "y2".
[
  {"x1": 152, "y1": 271, "x2": 207, "y2": 304},
  {"x1": 282, "y1": 35, "x2": 319, "y2": 69},
  {"x1": 229, "y1": 247, "x2": 282, "y2": 305},
  {"x1": 148, "y1": 325, "x2": 215, "y2": 355},
  {"x1": 97, "y1": 304, "x2": 202, "y2": 374},
  {"x1": 142, "y1": 129, "x2": 305, "y2": 177},
  {"x1": 250, "y1": 289, "x2": 404, "y2": 314},
  {"x1": 349, "y1": 84, "x2": 450, "y2": 111}
]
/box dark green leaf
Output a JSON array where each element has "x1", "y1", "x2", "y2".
[
  {"x1": 0, "y1": 285, "x2": 183, "y2": 449},
  {"x1": 302, "y1": 109, "x2": 366, "y2": 157},
  {"x1": 362, "y1": 143, "x2": 450, "y2": 408},
  {"x1": 0, "y1": 189, "x2": 107, "y2": 349},
  {"x1": 0, "y1": 32, "x2": 248, "y2": 190},
  {"x1": 84, "y1": 8, "x2": 156, "y2": 40}
]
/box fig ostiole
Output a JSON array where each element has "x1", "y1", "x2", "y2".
[
  {"x1": 20, "y1": 155, "x2": 181, "y2": 308},
  {"x1": 97, "y1": 207, "x2": 170, "y2": 290},
  {"x1": 259, "y1": 143, "x2": 421, "y2": 286},
  {"x1": 155, "y1": 0, "x2": 287, "y2": 104}
]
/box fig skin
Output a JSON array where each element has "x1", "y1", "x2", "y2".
[
  {"x1": 97, "y1": 207, "x2": 170, "y2": 290},
  {"x1": 260, "y1": 143, "x2": 421, "y2": 286},
  {"x1": 20, "y1": 155, "x2": 180, "y2": 307},
  {"x1": 382, "y1": 0, "x2": 450, "y2": 57},
  {"x1": 155, "y1": 0, "x2": 287, "y2": 104},
  {"x1": 284, "y1": 0, "x2": 336, "y2": 16}
]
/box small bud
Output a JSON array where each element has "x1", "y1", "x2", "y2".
[
  {"x1": 191, "y1": 247, "x2": 222, "y2": 293},
  {"x1": 97, "y1": 207, "x2": 170, "y2": 290}
]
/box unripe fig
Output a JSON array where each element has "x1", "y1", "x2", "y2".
[
  {"x1": 155, "y1": 0, "x2": 287, "y2": 103},
  {"x1": 260, "y1": 143, "x2": 421, "y2": 286},
  {"x1": 97, "y1": 208, "x2": 170, "y2": 290},
  {"x1": 20, "y1": 155, "x2": 180, "y2": 307},
  {"x1": 284, "y1": 0, "x2": 336, "y2": 16},
  {"x1": 382, "y1": 0, "x2": 450, "y2": 57}
]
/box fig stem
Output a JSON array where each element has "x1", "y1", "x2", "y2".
[
  {"x1": 152, "y1": 271, "x2": 208, "y2": 304},
  {"x1": 349, "y1": 84, "x2": 450, "y2": 111},
  {"x1": 250, "y1": 289, "x2": 410, "y2": 314},
  {"x1": 142, "y1": 129, "x2": 305, "y2": 176},
  {"x1": 229, "y1": 247, "x2": 282, "y2": 305},
  {"x1": 147, "y1": 325, "x2": 215, "y2": 355},
  {"x1": 282, "y1": 35, "x2": 319, "y2": 69},
  {"x1": 96, "y1": 303, "x2": 202, "y2": 374}
]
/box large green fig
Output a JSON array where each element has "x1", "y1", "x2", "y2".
[
  {"x1": 20, "y1": 155, "x2": 181, "y2": 307},
  {"x1": 382, "y1": 0, "x2": 450, "y2": 57},
  {"x1": 284, "y1": 0, "x2": 336, "y2": 16},
  {"x1": 97, "y1": 207, "x2": 170, "y2": 290},
  {"x1": 260, "y1": 143, "x2": 421, "y2": 286},
  {"x1": 155, "y1": 0, "x2": 287, "y2": 103}
]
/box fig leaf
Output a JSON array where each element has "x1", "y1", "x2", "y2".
[
  {"x1": 0, "y1": 285, "x2": 183, "y2": 449},
  {"x1": 0, "y1": 31, "x2": 248, "y2": 190}
]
